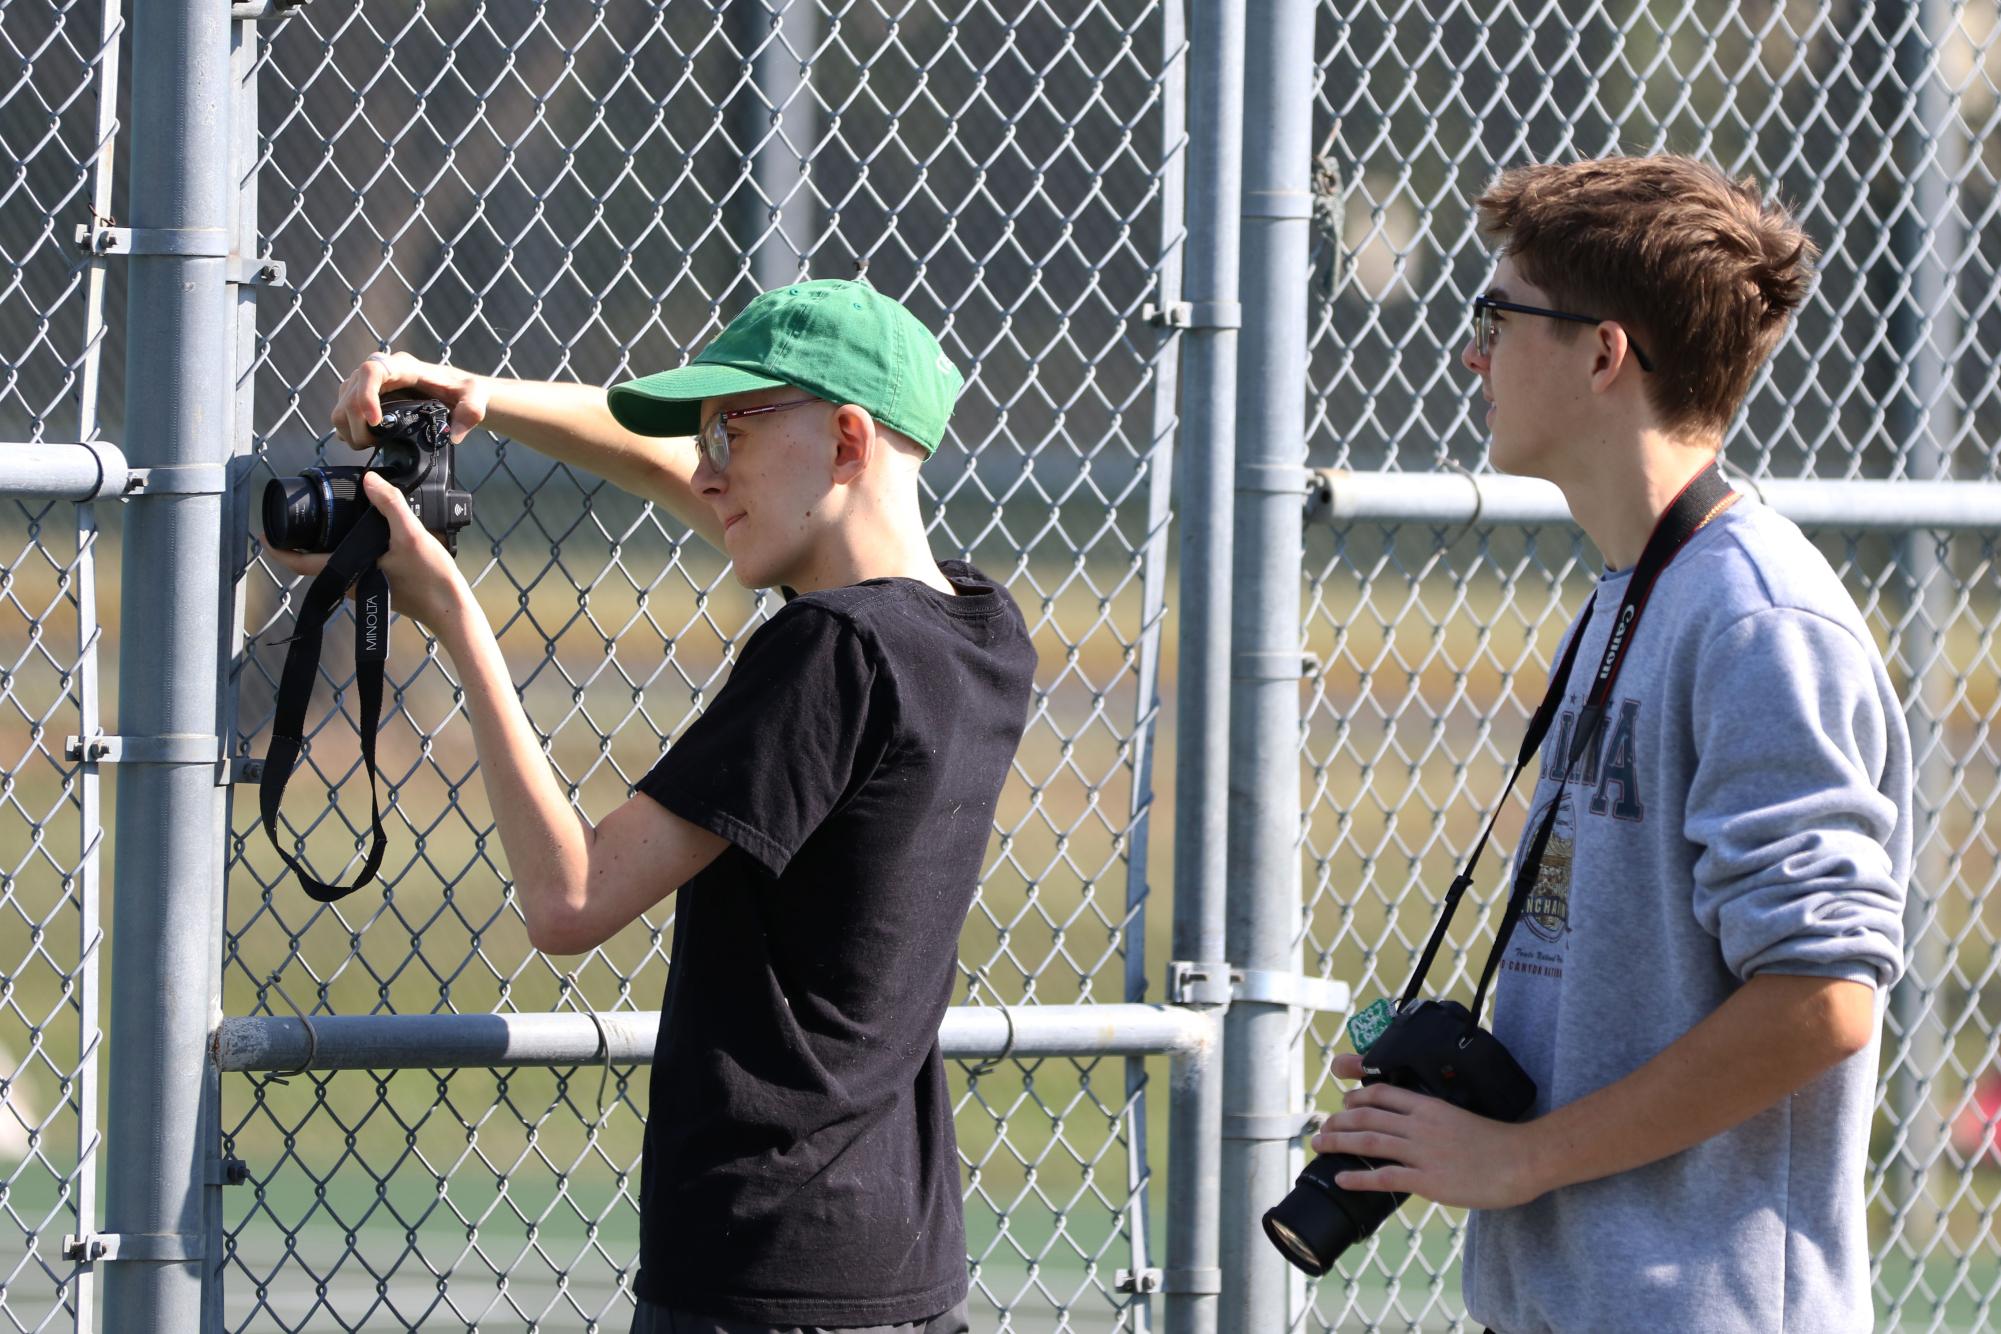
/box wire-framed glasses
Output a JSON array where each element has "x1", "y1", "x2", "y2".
[{"x1": 1472, "y1": 295, "x2": 1654, "y2": 373}]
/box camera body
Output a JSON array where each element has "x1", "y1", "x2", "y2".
[
  {"x1": 262, "y1": 394, "x2": 473, "y2": 555},
  {"x1": 1263, "y1": 998, "x2": 1538, "y2": 1275}
]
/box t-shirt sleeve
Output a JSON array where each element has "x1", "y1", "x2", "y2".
[
  {"x1": 635, "y1": 604, "x2": 883, "y2": 876},
  {"x1": 1685, "y1": 607, "x2": 1909, "y2": 988}
]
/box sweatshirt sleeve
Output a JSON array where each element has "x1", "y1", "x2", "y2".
[{"x1": 1685, "y1": 607, "x2": 1909, "y2": 989}]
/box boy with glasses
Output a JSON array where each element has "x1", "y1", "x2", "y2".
[
  {"x1": 281, "y1": 280, "x2": 1034, "y2": 1332},
  {"x1": 1310, "y1": 155, "x2": 1911, "y2": 1332}
]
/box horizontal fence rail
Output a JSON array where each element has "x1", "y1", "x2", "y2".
[
  {"x1": 1309, "y1": 470, "x2": 2001, "y2": 533},
  {"x1": 211, "y1": 1005, "x2": 1219, "y2": 1073},
  {"x1": 0, "y1": 442, "x2": 132, "y2": 503}
]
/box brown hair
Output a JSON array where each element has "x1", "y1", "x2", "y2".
[{"x1": 1474, "y1": 154, "x2": 1818, "y2": 439}]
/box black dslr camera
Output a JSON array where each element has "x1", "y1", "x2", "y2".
[
  {"x1": 262, "y1": 393, "x2": 473, "y2": 555},
  {"x1": 1262, "y1": 998, "x2": 1537, "y2": 1275}
]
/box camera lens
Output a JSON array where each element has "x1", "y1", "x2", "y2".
[
  {"x1": 1262, "y1": 1152, "x2": 1405, "y2": 1275},
  {"x1": 261, "y1": 466, "x2": 367, "y2": 554}
]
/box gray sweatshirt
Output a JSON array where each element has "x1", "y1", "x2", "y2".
[{"x1": 1462, "y1": 497, "x2": 1912, "y2": 1334}]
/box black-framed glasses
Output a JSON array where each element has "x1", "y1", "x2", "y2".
[
  {"x1": 698, "y1": 397, "x2": 821, "y2": 472},
  {"x1": 1472, "y1": 295, "x2": 1654, "y2": 373}
]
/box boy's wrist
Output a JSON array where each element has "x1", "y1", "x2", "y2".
[
  {"x1": 1514, "y1": 1113, "x2": 1565, "y2": 1200},
  {"x1": 430, "y1": 578, "x2": 486, "y2": 655}
]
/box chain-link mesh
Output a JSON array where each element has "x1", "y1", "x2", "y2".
[
  {"x1": 0, "y1": 0, "x2": 118, "y2": 1329},
  {"x1": 217, "y1": 3, "x2": 1178, "y2": 1330},
  {"x1": 1303, "y1": 2, "x2": 2001, "y2": 1329}
]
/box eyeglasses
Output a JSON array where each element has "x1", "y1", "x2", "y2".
[
  {"x1": 698, "y1": 397, "x2": 821, "y2": 472},
  {"x1": 1472, "y1": 295, "x2": 1654, "y2": 373}
]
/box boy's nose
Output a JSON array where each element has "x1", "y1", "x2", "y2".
[{"x1": 693, "y1": 455, "x2": 726, "y2": 496}]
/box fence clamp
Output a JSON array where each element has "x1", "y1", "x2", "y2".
[
  {"x1": 207, "y1": 1156, "x2": 251, "y2": 1186},
  {"x1": 123, "y1": 464, "x2": 230, "y2": 496},
  {"x1": 1167, "y1": 960, "x2": 1350, "y2": 1013},
  {"x1": 72, "y1": 224, "x2": 287, "y2": 288},
  {"x1": 232, "y1": 0, "x2": 313, "y2": 20},
  {"x1": 62, "y1": 1232, "x2": 203, "y2": 1265},
  {"x1": 1116, "y1": 1266, "x2": 1223, "y2": 1295},
  {"x1": 67, "y1": 733, "x2": 233, "y2": 785},
  {"x1": 1141, "y1": 299, "x2": 1242, "y2": 331}
]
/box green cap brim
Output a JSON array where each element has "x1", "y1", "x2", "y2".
[{"x1": 606, "y1": 363, "x2": 793, "y2": 438}]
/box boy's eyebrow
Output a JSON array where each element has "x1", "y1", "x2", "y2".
[{"x1": 1485, "y1": 286, "x2": 1512, "y2": 302}]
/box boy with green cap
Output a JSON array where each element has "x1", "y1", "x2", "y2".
[{"x1": 289, "y1": 280, "x2": 1036, "y2": 1331}]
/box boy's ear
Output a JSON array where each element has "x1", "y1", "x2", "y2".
[{"x1": 830, "y1": 403, "x2": 874, "y2": 482}]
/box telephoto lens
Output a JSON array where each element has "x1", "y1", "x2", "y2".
[
  {"x1": 1264, "y1": 998, "x2": 1537, "y2": 1276},
  {"x1": 1264, "y1": 1150, "x2": 1403, "y2": 1276}
]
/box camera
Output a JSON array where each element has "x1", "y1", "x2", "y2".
[
  {"x1": 1263, "y1": 998, "x2": 1537, "y2": 1275},
  {"x1": 262, "y1": 393, "x2": 473, "y2": 555}
]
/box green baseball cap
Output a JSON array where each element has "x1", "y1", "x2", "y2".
[{"x1": 606, "y1": 279, "x2": 963, "y2": 454}]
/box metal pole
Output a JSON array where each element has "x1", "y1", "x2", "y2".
[
  {"x1": 733, "y1": 0, "x2": 820, "y2": 289},
  {"x1": 68, "y1": 6, "x2": 125, "y2": 1325},
  {"x1": 0, "y1": 442, "x2": 131, "y2": 502},
  {"x1": 1168, "y1": 0, "x2": 1246, "y2": 1330},
  {"x1": 1223, "y1": 3, "x2": 1313, "y2": 1330},
  {"x1": 1119, "y1": 1, "x2": 1190, "y2": 1326},
  {"x1": 1885, "y1": 0, "x2": 1961, "y2": 1277},
  {"x1": 1300, "y1": 470, "x2": 2001, "y2": 532},
  {"x1": 99, "y1": 1, "x2": 234, "y2": 1329},
  {"x1": 198, "y1": 12, "x2": 270, "y2": 1330},
  {"x1": 210, "y1": 1005, "x2": 1216, "y2": 1071}
]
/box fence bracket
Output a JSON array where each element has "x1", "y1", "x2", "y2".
[
  {"x1": 1142, "y1": 299, "x2": 1241, "y2": 330},
  {"x1": 1166, "y1": 961, "x2": 1349, "y2": 1013},
  {"x1": 1222, "y1": 1111, "x2": 1325, "y2": 1142},
  {"x1": 206, "y1": 1156, "x2": 250, "y2": 1186},
  {"x1": 1116, "y1": 1264, "x2": 1223, "y2": 1295},
  {"x1": 62, "y1": 1232, "x2": 203, "y2": 1264},
  {"x1": 72, "y1": 225, "x2": 286, "y2": 287},
  {"x1": 231, "y1": 0, "x2": 313, "y2": 19},
  {"x1": 123, "y1": 464, "x2": 230, "y2": 497},
  {"x1": 67, "y1": 734, "x2": 228, "y2": 785}
]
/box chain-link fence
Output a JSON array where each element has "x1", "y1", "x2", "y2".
[{"x1": 5, "y1": 0, "x2": 2001, "y2": 1331}]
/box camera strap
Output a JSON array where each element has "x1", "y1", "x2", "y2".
[
  {"x1": 259, "y1": 509, "x2": 395, "y2": 903},
  {"x1": 1398, "y1": 461, "x2": 1739, "y2": 1022}
]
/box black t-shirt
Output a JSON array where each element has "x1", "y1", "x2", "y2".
[{"x1": 630, "y1": 559, "x2": 1036, "y2": 1326}]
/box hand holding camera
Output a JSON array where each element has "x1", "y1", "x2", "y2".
[
  {"x1": 263, "y1": 389, "x2": 475, "y2": 633},
  {"x1": 1264, "y1": 999, "x2": 1540, "y2": 1274},
  {"x1": 257, "y1": 378, "x2": 486, "y2": 903},
  {"x1": 332, "y1": 349, "x2": 488, "y2": 450}
]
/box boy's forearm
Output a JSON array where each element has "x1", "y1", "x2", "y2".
[
  {"x1": 477, "y1": 377, "x2": 683, "y2": 489},
  {"x1": 431, "y1": 587, "x2": 593, "y2": 931},
  {"x1": 1525, "y1": 972, "x2": 1876, "y2": 1195},
  {"x1": 473, "y1": 375, "x2": 719, "y2": 548}
]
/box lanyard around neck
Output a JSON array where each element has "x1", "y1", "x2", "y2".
[{"x1": 1398, "y1": 461, "x2": 1741, "y2": 1022}]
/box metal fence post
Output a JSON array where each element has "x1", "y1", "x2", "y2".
[
  {"x1": 1223, "y1": 2, "x2": 1314, "y2": 1330},
  {"x1": 1169, "y1": 1, "x2": 1246, "y2": 1328},
  {"x1": 733, "y1": 0, "x2": 820, "y2": 290},
  {"x1": 1884, "y1": 0, "x2": 1963, "y2": 1283},
  {"x1": 98, "y1": 1, "x2": 235, "y2": 1329}
]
